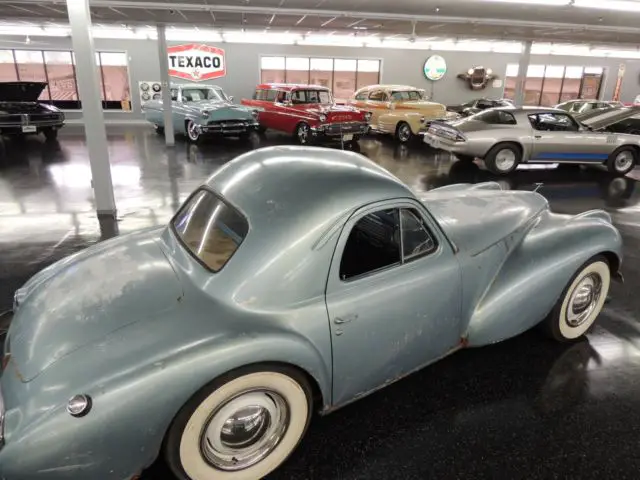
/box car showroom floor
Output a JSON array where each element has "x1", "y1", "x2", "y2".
[{"x1": 2, "y1": 127, "x2": 640, "y2": 479}]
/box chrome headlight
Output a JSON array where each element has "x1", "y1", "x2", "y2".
[
  {"x1": 319, "y1": 114, "x2": 327, "y2": 123},
  {"x1": 201, "y1": 110, "x2": 210, "y2": 119},
  {"x1": 364, "y1": 111, "x2": 372, "y2": 121},
  {"x1": 251, "y1": 109, "x2": 259, "y2": 119}
]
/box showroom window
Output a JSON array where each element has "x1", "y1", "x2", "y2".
[
  {"x1": 504, "y1": 64, "x2": 604, "y2": 106},
  {"x1": 260, "y1": 56, "x2": 381, "y2": 100},
  {"x1": 0, "y1": 48, "x2": 131, "y2": 110}
]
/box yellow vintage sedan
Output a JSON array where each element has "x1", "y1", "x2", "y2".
[{"x1": 348, "y1": 84, "x2": 457, "y2": 143}]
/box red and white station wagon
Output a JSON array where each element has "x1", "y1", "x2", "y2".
[{"x1": 242, "y1": 83, "x2": 371, "y2": 145}]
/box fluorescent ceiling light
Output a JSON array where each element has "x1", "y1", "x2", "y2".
[{"x1": 573, "y1": 0, "x2": 640, "y2": 12}]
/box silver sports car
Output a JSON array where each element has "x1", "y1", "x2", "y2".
[{"x1": 423, "y1": 106, "x2": 640, "y2": 175}]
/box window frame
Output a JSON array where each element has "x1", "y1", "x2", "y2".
[
  {"x1": 169, "y1": 187, "x2": 250, "y2": 274},
  {"x1": 528, "y1": 111, "x2": 580, "y2": 132},
  {"x1": 337, "y1": 200, "x2": 443, "y2": 283},
  {"x1": 399, "y1": 207, "x2": 439, "y2": 264}
]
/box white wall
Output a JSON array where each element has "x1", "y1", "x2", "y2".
[{"x1": 1, "y1": 36, "x2": 639, "y2": 122}]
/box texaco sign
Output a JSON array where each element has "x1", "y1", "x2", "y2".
[{"x1": 167, "y1": 44, "x2": 226, "y2": 82}]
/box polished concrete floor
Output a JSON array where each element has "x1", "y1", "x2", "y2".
[{"x1": 2, "y1": 127, "x2": 640, "y2": 479}]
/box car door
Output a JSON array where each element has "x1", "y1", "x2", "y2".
[
  {"x1": 325, "y1": 200, "x2": 462, "y2": 405},
  {"x1": 365, "y1": 89, "x2": 389, "y2": 128},
  {"x1": 528, "y1": 112, "x2": 610, "y2": 162}
]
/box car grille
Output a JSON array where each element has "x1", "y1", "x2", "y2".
[
  {"x1": 0, "y1": 113, "x2": 63, "y2": 127},
  {"x1": 323, "y1": 121, "x2": 367, "y2": 136}
]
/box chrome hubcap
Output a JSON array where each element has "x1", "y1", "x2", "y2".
[
  {"x1": 398, "y1": 124, "x2": 411, "y2": 142},
  {"x1": 188, "y1": 121, "x2": 199, "y2": 140},
  {"x1": 201, "y1": 390, "x2": 289, "y2": 471},
  {"x1": 495, "y1": 149, "x2": 516, "y2": 171},
  {"x1": 615, "y1": 151, "x2": 634, "y2": 171},
  {"x1": 566, "y1": 273, "x2": 602, "y2": 328},
  {"x1": 298, "y1": 124, "x2": 309, "y2": 143}
]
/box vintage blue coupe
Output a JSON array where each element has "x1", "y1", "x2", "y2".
[{"x1": 0, "y1": 147, "x2": 623, "y2": 479}]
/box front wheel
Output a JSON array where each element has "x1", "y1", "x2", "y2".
[
  {"x1": 395, "y1": 122, "x2": 413, "y2": 143},
  {"x1": 294, "y1": 122, "x2": 311, "y2": 145},
  {"x1": 606, "y1": 146, "x2": 637, "y2": 175},
  {"x1": 165, "y1": 365, "x2": 312, "y2": 480},
  {"x1": 186, "y1": 120, "x2": 201, "y2": 143},
  {"x1": 484, "y1": 143, "x2": 521, "y2": 175},
  {"x1": 542, "y1": 256, "x2": 611, "y2": 342}
]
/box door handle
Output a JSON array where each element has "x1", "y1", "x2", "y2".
[
  {"x1": 534, "y1": 135, "x2": 542, "y2": 139},
  {"x1": 334, "y1": 314, "x2": 358, "y2": 325}
]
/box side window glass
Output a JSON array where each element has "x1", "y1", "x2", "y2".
[
  {"x1": 170, "y1": 89, "x2": 178, "y2": 101},
  {"x1": 529, "y1": 113, "x2": 578, "y2": 132},
  {"x1": 340, "y1": 209, "x2": 401, "y2": 280},
  {"x1": 401, "y1": 209, "x2": 437, "y2": 260},
  {"x1": 368, "y1": 90, "x2": 386, "y2": 101},
  {"x1": 265, "y1": 90, "x2": 277, "y2": 102},
  {"x1": 276, "y1": 91, "x2": 288, "y2": 103}
]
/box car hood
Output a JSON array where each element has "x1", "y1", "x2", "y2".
[
  {"x1": 0, "y1": 82, "x2": 47, "y2": 102},
  {"x1": 190, "y1": 100, "x2": 255, "y2": 119},
  {"x1": 7, "y1": 227, "x2": 182, "y2": 382},
  {"x1": 580, "y1": 106, "x2": 640, "y2": 130},
  {"x1": 420, "y1": 183, "x2": 548, "y2": 255},
  {"x1": 396, "y1": 100, "x2": 446, "y2": 112}
]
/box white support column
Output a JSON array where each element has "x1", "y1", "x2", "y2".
[
  {"x1": 66, "y1": 0, "x2": 116, "y2": 217},
  {"x1": 514, "y1": 41, "x2": 532, "y2": 107},
  {"x1": 157, "y1": 24, "x2": 175, "y2": 146}
]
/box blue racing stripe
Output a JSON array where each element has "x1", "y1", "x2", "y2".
[{"x1": 531, "y1": 152, "x2": 609, "y2": 161}]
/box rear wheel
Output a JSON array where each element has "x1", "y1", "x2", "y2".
[
  {"x1": 164, "y1": 365, "x2": 312, "y2": 480},
  {"x1": 542, "y1": 255, "x2": 610, "y2": 342},
  {"x1": 606, "y1": 146, "x2": 637, "y2": 175},
  {"x1": 395, "y1": 122, "x2": 412, "y2": 143},
  {"x1": 484, "y1": 143, "x2": 521, "y2": 175}
]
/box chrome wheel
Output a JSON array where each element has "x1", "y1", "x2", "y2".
[
  {"x1": 495, "y1": 148, "x2": 516, "y2": 172},
  {"x1": 614, "y1": 150, "x2": 634, "y2": 172},
  {"x1": 200, "y1": 390, "x2": 289, "y2": 471},
  {"x1": 296, "y1": 123, "x2": 309, "y2": 144},
  {"x1": 397, "y1": 123, "x2": 412, "y2": 143},
  {"x1": 566, "y1": 274, "x2": 603, "y2": 328},
  {"x1": 187, "y1": 121, "x2": 200, "y2": 142}
]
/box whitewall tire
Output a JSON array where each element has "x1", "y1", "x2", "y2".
[
  {"x1": 186, "y1": 120, "x2": 201, "y2": 143},
  {"x1": 543, "y1": 256, "x2": 611, "y2": 342},
  {"x1": 165, "y1": 366, "x2": 312, "y2": 480}
]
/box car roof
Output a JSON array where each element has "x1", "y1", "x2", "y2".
[
  {"x1": 357, "y1": 84, "x2": 421, "y2": 92},
  {"x1": 205, "y1": 146, "x2": 412, "y2": 235},
  {"x1": 256, "y1": 83, "x2": 330, "y2": 91}
]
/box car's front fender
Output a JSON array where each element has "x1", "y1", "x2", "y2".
[{"x1": 465, "y1": 210, "x2": 622, "y2": 346}]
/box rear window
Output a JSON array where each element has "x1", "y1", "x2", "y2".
[
  {"x1": 172, "y1": 190, "x2": 248, "y2": 272},
  {"x1": 473, "y1": 109, "x2": 517, "y2": 125}
]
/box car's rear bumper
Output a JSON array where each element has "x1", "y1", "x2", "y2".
[
  {"x1": 423, "y1": 131, "x2": 470, "y2": 154},
  {"x1": 199, "y1": 120, "x2": 259, "y2": 136}
]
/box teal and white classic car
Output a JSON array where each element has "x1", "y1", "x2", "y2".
[{"x1": 142, "y1": 84, "x2": 260, "y2": 142}]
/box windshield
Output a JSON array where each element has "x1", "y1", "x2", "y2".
[
  {"x1": 181, "y1": 88, "x2": 225, "y2": 102},
  {"x1": 291, "y1": 89, "x2": 332, "y2": 104},
  {"x1": 172, "y1": 189, "x2": 248, "y2": 272},
  {"x1": 390, "y1": 90, "x2": 424, "y2": 101}
]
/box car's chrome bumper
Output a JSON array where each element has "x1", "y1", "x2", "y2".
[
  {"x1": 198, "y1": 120, "x2": 260, "y2": 135},
  {"x1": 423, "y1": 131, "x2": 468, "y2": 153},
  {"x1": 311, "y1": 121, "x2": 369, "y2": 139}
]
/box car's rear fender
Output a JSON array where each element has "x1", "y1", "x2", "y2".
[{"x1": 465, "y1": 210, "x2": 622, "y2": 346}]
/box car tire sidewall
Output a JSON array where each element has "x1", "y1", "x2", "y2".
[
  {"x1": 395, "y1": 122, "x2": 412, "y2": 143},
  {"x1": 485, "y1": 143, "x2": 520, "y2": 175},
  {"x1": 165, "y1": 365, "x2": 312, "y2": 480},
  {"x1": 607, "y1": 146, "x2": 637, "y2": 175},
  {"x1": 295, "y1": 122, "x2": 311, "y2": 145},
  {"x1": 186, "y1": 120, "x2": 200, "y2": 143},
  {"x1": 544, "y1": 257, "x2": 611, "y2": 342}
]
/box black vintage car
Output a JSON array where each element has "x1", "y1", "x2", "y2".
[
  {"x1": 447, "y1": 98, "x2": 513, "y2": 117},
  {"x1": 0, "y1": 82, "x2": 65, "y2": 140}
]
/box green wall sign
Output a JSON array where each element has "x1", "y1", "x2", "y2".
[{"x1": 423, "y1": 55, "x2": 447, "y2": 81}]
